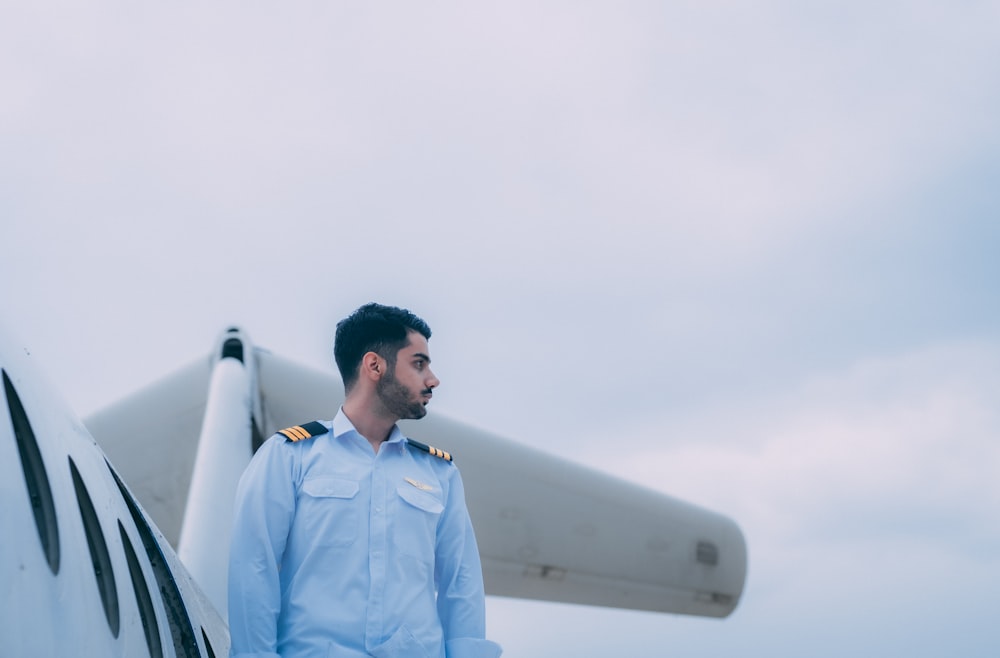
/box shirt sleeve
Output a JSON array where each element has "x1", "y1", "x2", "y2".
[
  {"x1": 434, "y1": 466, "x2": 503, "y2": 658},
  {"x1": 227, "y1": 437, "x2": 298, "y2": 658}
]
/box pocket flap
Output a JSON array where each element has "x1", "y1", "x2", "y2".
[
  {"x1": 397, "y1": 485, "x2": 444, "y2": 514},
  {"x1": 302, "y1": 477, "x2": 359, "y2": 499}
]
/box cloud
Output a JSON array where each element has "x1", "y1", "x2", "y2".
[
  {"x1": 570, "y1": 338, "x2": 1000, "y2": 655},
  {"x1": 611, "y1": 337, "x2": 1000, "y2": 530},
  {"x1": 7, "y1": 0, "x2": 999, "y2": 276}
]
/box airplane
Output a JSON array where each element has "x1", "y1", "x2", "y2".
[{"x1": 1, "y1": 322, "x2": 747, "y2": 656}]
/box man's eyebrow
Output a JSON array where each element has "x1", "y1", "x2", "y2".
[{"x1": 412, "y1": 352, "x2": 432, "y2": 363}]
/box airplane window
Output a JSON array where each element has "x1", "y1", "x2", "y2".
[
  {"x1": 119, "y1": 520, "x2": 164, "y2": 658},
  {"x1": 201, "y1": 628, "x2": 217, "y2": 658},
  {"x1": 3, "y1": 369, "x2": 60, "y2": 574},
  {"x1": 696, "y1": 540, "x2": 719, "y2": 566},
  {"x1": 69, "y1": 457, "x2": 121, "y2": 638},
  {"x1": 106, "y1": 460, "x2": 201, "y2": 658}
]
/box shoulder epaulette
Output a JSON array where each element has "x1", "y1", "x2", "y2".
[
  {"x1": 406, "y1": 438, "x2": 453, "y2": 462},
  {"x1": 277, "y1": 421, "x2": 329, "y2": 443}
]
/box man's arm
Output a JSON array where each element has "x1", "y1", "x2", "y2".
[
  {"x1": 434, "y1": 467, "x2": 503, "y2": 658},
  {"x1": 227, "y1": 437, "x2": 297, "y2": 658}
]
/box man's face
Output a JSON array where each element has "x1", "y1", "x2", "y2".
[{"x1": 375, "y1": 331, "x2": 440, "y2": 420}]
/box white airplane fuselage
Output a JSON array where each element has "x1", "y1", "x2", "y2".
[{"x1": 0, "y1": 324, "x2": 229, "y2": 657}]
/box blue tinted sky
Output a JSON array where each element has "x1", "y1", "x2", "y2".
[{"x1": 2, "y1": 2, "x2": 999, "y2": 655}]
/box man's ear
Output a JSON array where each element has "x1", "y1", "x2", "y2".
[{"x1": 360, "y1": 351, "x2": 384, "y2": 381}]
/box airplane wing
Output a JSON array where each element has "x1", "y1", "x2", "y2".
[
  {"x1": 412, "y1": 413, "x2": 746, "y2": 617},
  {"x1": 87, "y1": 338, "x2": 747, "y2": 619}
]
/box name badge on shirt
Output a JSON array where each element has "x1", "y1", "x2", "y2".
[{"x1": 404, "y1": 477, "x2": 434, "y2": 492}]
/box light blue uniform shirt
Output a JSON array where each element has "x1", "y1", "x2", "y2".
[{"x1": 228, "y1": 410, "x2": 501, "y2": 658}]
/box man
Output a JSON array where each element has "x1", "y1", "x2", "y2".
[{"x1": 228, "y1": 303, "x2": 501, "y2": 658}]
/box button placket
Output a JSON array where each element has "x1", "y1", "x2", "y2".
[{"x1": 366, "y1": 448, "x2": 389, "y2": 648}]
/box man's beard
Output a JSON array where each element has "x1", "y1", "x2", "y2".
[{"x1": 376, "y1": 370, "x2": 427, "y2": 420}]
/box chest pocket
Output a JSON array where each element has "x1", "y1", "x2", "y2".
[
  {"x1": 299, "y1": 477, "x2": 360, "y2": 547},
  {"x1": 393, "y1": 485, "x2": 444, "y2": 565}
]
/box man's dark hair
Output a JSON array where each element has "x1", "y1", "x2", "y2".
[{"x1": 334, "y1": 303, "x2": 432, "y2": 391}]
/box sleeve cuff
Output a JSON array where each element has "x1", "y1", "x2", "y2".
[{"x1": 446, "y1": 637, "x2": 503, "y2": 658}]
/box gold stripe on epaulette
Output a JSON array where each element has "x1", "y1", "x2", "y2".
[
  {"x1": 278, "y1": 421, "x2": 329, "y2": 443},
  {"x1": 405, "y1": 438, "x2": 454, "y2": 462},
  {"x1": 279, "y1": 426, "x2": 309, "y2": 441}
]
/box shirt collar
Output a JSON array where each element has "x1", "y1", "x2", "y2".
[{"x1": 332, "y1": 408, "x2": 406, "y2": 444}]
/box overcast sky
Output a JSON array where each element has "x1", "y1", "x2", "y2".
[{"x1": 3, "y1": 2, "x2": 1000, "y2": 656}]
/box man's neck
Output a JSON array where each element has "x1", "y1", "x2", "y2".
[{"x1": 342, "y1": 398, "x2": 396, "y2": 454}]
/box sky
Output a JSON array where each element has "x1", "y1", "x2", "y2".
[{"x1": 3, "y1": 1, "x2": 1000, "y2": 656}]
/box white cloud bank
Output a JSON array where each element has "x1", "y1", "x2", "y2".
[{"x1": 545, "y1": 338, "x2": 1000, "y2": 657}]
